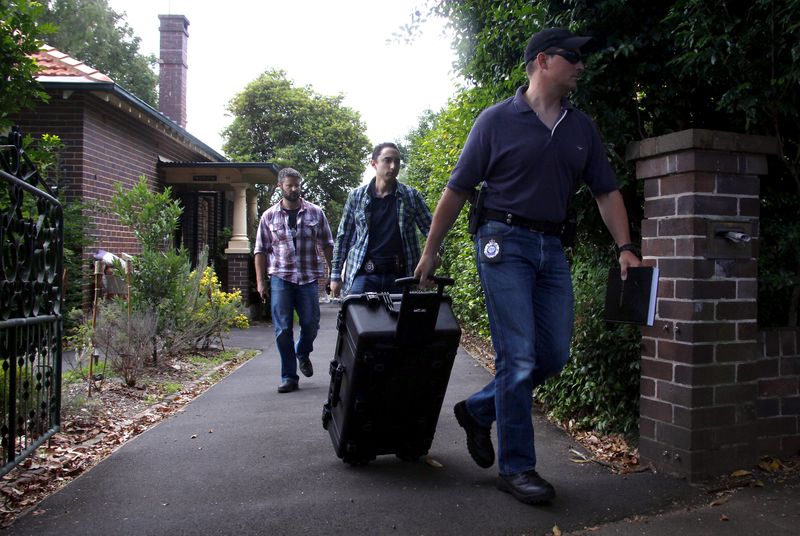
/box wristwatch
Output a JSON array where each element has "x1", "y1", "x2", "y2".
[{"x1": 618, "y1": 243, "x2": 640, "y2": 256}]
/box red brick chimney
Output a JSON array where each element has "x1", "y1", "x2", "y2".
[{"x1": 158, "y1": 14, "x2": 189, "y2": 128}]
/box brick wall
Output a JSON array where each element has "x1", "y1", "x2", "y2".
[
  {"x1": 226, "y1": 253, "x2": 251, "y2": 301},
  {"x1": 628, "y1": 129, "x2": 782, "y2": 480},
  {"x1": 757, "y1": 328, "x2": 800, "y2": 455},
  {"x1": 158, "y1": 15, "x2": 189, "y2": 128},
  {"x1": 10, "y1": 90, "x2": 215, "y2": 309}
]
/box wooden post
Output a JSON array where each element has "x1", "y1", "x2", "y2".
[{"x1": 89, "y1": 260, "x2": 103, "y2": 397}]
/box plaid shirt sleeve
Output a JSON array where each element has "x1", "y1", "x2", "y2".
[
  {"x1": 410, "y1": 187, "x2": 433, "y2": 237},
  {"x1": 318, "y1": 210, "x2": 334, "y2": 250},
  {"x1": 330, "y1": 190, "x2": 358, "y2": 282},
  {"x1": 253, "y1": 209, "x2": 273, "y2": 256}
]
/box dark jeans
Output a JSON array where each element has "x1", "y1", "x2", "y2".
[
  {"x1": 270, "y1": 277, "x2": 320, "y2": 383},
  {"x1": 466, "y1": 220, "x2": 574, "y2": 475},
  {"x1": 348, "y1": 272, "x2": 401, "y2": 294}
]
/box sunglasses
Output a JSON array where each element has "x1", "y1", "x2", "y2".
[{"x1": 547, "y1": 49, "x2": 583, "y2": 64}]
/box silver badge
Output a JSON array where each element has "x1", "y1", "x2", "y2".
[
  {"x1": 364, "y1": 260, "x2": 375, "y2": 273},
  {"x1": 483, "y1": 239, "x2": 500, "y2": 259}
]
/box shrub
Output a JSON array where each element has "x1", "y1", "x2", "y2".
[
  {"x1": 535, "y1": 244, "x2": 642, "y2": 437},
  {"x1": 92, "y1": 301, "x2": 158, "y2": 387},
  {"x1": 63, "y1": 310, "x2": 96, "y2": 383},
  {"x1": 193, "y1": 266, "x2": 249, "y2": 349}
]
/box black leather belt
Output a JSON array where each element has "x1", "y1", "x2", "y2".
[
  {"x1": 482, "y1": 209, "x2": 562, "y2": 236},
  {"x1": 361, "y1": 258, "x2": 404, "y2": 275}
]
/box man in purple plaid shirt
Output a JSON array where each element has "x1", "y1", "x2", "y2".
[{"x1": 254, "y1": 168, "x2": 334, "y2": 393}]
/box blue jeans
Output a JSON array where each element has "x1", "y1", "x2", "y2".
[
  {"x1": 349, "y1": 272, "x2": 401, "y2": 294},
  {"x1": 270, "y1": 277, "x2": 321, "y2": 383},
  {"x1": 466, "y1": 221, "x2": 574, "y2": 475}
]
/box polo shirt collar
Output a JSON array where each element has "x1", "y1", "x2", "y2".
[{"x1": 512, "y1": 85, "x2": 575, "y2": 114}]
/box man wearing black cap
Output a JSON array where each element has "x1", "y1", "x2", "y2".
[{"x1": 415, "y1": 27, "x2": 640, "y2": 505}]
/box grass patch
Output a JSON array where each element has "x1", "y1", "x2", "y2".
[
  {"x1": 161, "y1": 381, "x2": 183, "y2": 395},
  {"x1": 62, "y1": 361, "x2": 111, "y2": 385}
]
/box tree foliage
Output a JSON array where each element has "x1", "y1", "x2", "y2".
[
  {"x1": 40, "y1": 0, "x2": 158, "y2": 106},
  {"x1": 0, "y1": 0, "x2": 53, "y2": 130},
  {"x1": 223, "y1": 69, "x2": 372, "y2": 219}
]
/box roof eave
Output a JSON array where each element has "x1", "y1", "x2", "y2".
[{"x1": 38, "y1": 79, "x2": 227, "y2": 162}]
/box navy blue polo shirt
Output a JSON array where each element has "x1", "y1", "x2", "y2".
[{"x1": 448, "y1": 86, "x2": 618, "y2": 223}]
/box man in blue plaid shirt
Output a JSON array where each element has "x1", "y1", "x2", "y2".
[{"x1": 330, "y1": 143, "x2": 434, "y2": 296}]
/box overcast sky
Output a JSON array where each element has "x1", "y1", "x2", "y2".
[{"x1": 106, "y1": 0, "x2": 461, "y2": 163}]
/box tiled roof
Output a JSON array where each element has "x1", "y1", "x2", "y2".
[{"x1": 33, "y1": 45, "x2": 114, "y2": 83}]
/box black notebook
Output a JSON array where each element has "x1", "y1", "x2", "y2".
[{"x1": 603, "y1": 266, "x2": 659, "y2": 326}]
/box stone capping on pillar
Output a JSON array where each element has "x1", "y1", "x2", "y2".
[
  {"x1": 625, "y1": 129, "x2": 780, "y2": 164},
  {"x1": 627, "y1": 128, "x2": 781, "y2": 481}
]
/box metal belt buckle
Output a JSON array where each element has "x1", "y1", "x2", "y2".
[{"x1": 364, "y1": 259, "x2": 375, "y2": 273}]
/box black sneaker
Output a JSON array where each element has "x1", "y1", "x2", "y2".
[
  {"x1": 298, "y1": 356, "x2": 313, "y2": 378},
  {"x1": 497, "y1": 469, "x2": 555, "y2": 505},
  {"x1": 454, "y1": 401, "x2": 495, "y2": 468}
]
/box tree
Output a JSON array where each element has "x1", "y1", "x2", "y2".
[
  {"x1": 223, "y1": 69, "x2": 372, "y2": 220},
  {"x1": 0, "y1": 0, "x2": 53, "y2": 130},
  {"x1": 40, "y1": 0, "x2": 158, "y2": 107}
]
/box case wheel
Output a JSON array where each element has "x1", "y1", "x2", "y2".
[{"x1": 343, "y1": 456, "x2": 370, "y2": 467}]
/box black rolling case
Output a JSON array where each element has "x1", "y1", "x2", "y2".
[{"x1": 322, "y1": 277, "x2": 461, "y2": 465}]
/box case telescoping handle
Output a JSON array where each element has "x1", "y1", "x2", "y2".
[
  {"x1": 331, "y1": 362, "x2": 345, "y2": 407},
  {"x1": 395, "y1": 276, "x2": 454, "y2": 296}
]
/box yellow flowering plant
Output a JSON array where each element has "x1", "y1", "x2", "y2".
[{"x1": 193, "y1": 267, "x2": 249, "y2": 349}]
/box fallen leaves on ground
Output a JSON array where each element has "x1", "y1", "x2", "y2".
[
  {"x1": 703, "y1": 456, "x2": 800, "y2": 507},
  {"x1": 566, "y1": 429, "x2": 644, "y2": 474},
  {"x1": 0, "y1": 348, "x2": 257, "y2": 528}
]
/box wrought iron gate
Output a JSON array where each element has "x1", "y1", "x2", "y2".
[{"x1": 0, "y1": 127, "x2": 63, "y2": 477}]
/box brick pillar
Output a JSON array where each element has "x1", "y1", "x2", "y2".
[
  {"x1": 227, "y1": 252, "x2": 252, "y2": 306},
  {"x1": 627, "y1": 129, "x2": 779, "y2": 480},
  {"x1": 158, "y1": 15, "x2": 189, "y2": 128}
]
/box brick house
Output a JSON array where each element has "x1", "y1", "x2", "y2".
[{"x1": 8, "y1": 15, "x2": 275, "y2": 310}]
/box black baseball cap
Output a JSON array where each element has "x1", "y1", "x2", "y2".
[{"x1": 524, "y1": 27, "x2": 597, "y2": 64}]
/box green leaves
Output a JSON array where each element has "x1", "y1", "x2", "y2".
[
  {"x1": 39, "y1": 0, "x2": 158, "y2": 106},
  {"x1": 111, "y1": 177, "x2": 181, "y2": 252},
  {"x1": 0, "y1": 0, "x2": 53, "y2": 129},
  {"x1": 222, "y1": 69, "x2": 371, "y2": 217}
]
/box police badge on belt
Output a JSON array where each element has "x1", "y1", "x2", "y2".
[{"x1": 479, "y1": 236, "x2": 502, "y2": 263}]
